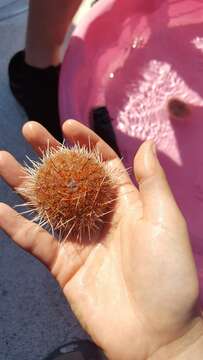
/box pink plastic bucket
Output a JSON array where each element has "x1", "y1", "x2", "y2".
[{"x1": 59, "y1": 0, "x2": 203, "y2": 305}]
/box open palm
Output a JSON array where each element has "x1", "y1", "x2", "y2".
[{"x1": 0, "y1": 120, "x2": 200, "y2": 360}]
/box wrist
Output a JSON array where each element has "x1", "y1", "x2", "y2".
[{"x1": 149, "y1": 315, "x2": 203, "y2": 360}]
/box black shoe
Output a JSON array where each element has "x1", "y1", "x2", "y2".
[
  {"x1": 89, "y1": 106, "x2": 121, "y2": 157},
  {"x1": 44, "y1": 340, "x2": 107, "y2": 360},
  {"x1": 8, "y1": 50, "x2": 63, "y2": 142}
]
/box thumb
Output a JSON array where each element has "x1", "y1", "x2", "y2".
[{"x1": 134, "y1": 141, "x2": 185, "y2": 227}]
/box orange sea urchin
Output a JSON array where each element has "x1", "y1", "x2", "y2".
[{"x1": 18, "y1": 144, "x2": 118, "y2": 243}]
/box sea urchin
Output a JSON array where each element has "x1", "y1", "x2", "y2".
[{"x1": 18, "y1": 143, "x2": 118, "y2": 243}]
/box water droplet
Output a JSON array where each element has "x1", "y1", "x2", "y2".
[
  {"x1": 109, "y1": 72, "x2": 115, "y2": 79},
  {"x1": 132, "y1": 37, "x2": 144, "y2": 49}
]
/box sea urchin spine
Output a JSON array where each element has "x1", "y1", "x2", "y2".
[{"x1": 18, "y1": 143, "x2": 118, "y2": 243}]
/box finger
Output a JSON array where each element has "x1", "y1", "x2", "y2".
[
  {"x1": 22, "y1": 121, "x2": 60, "y2": 155},
  {"x1": 133, "y1": 141, "x2": 185, "y2": 226},
  {"x1": 0, "y1": 202, "x2": 58, "y2": 271},
  {"x1": 0, "y1": 151, "x2": 25, "y2": 188},
  {"x1": 62, "y1": 119, "x2": 118, "y2": 161}
]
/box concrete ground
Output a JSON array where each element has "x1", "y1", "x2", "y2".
[{"x1": 0, "y1": 1, "x2": 94, "y2": 359}]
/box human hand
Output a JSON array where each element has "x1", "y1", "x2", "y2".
[{"x1": 0, "y1": 120, "x2": 202, "y2": 360}]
